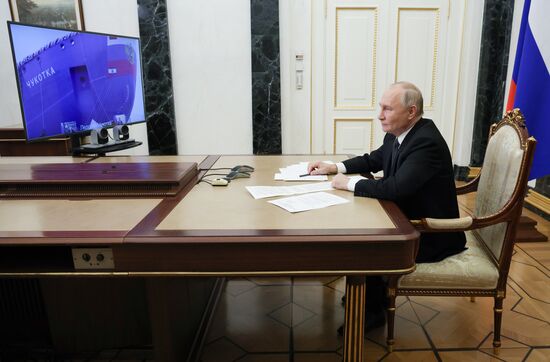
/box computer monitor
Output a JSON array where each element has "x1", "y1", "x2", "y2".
[{"x1": 7, "y1": 21, "x2": 146, "y2": 145}]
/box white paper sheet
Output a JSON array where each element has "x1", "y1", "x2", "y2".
[
  {"x1": 268, "y1": 192, "x2": 349, "y2": 213},
  {"x1": 275, "y1": 161, "x2": 331, "y2": 181},
  {"x1": 246, "y1": 182, "x2": 334, "y2": 199},
  {"x1": 274, "y1": 173, "x2": 328, "y2": 181}
]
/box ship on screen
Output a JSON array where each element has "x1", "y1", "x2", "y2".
[{"x1": 17, "y1": 32, "x2": 138, "y2": 140}]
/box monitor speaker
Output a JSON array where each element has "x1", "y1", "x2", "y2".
[
  {"x1": 90, "y1": 128, "x2": 109, "y2": 145},
  {"x1": 113, "y1": 125, "x2": 130, "y2": 141}
]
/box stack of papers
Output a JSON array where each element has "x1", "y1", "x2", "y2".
[
  {"x1": 246, "y1": 182, "x2": 334, "y2": 199},
  {"x1": 268, "y1": 192, "x2": 349, "y2": 213},
  {"x1": 247, "y1": 175, "x2": 367, "y2": 200},
  {"x1": 244, "y1": 161, "x2": 368, "y2": 213},
  {"x1": 275, "y1": 162, "x2": 328, "y2": 181}
]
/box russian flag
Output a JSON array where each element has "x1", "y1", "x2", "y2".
[{"x1": 506, "y1": 0, "x2": 549, "y2": 180}]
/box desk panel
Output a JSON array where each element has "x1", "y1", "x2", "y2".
[
  {"x1": 122, "y1": 155, "x2": 418, "y2": 275},
  {"x1": 158, "y1": 155, "x2": 394, "y2": 231},
  {"x1": 0, "y1": 199, "x2": 162, "y2": 234}
]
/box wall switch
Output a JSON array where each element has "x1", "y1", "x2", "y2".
[
  {"x1": 72, "y1": 248, "x2": 115, "y2": 270},
  {"x1": 295, "y1": 53, "x2": 304, "y2": 89}
]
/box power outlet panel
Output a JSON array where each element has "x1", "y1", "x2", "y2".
[{"x1": 72, "y1": 248, "x2": 115, "y2": 270}]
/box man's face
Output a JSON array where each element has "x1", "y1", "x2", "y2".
[{"x1": 378, "y1": 86, "x2": 417, "y2": 137}]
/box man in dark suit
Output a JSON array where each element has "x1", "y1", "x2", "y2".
[{"x1": 308, "y1": 81, "x2": 466, "y2": 332}]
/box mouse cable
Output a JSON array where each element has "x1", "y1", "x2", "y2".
[{"x1": 203, "y1": 173, "x2": 230, "y2": 177}]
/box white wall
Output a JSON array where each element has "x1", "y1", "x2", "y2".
[
  {"x1": 451, "y1": 0, "x2": 485, "y2": 166},
  {"x1": 167, "y1": 0, "x2": 253, "y2": 155},
  {"x1": 0, "y1": 0, "x2": 148, "y2": 154},
  {"x1": 280, "y1": 0, "x2": 312, "y2": 154},
  {"x1": 0, "y1": 1, "x2": 22, "y2": 128}
]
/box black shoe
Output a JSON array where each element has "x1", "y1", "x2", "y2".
[{"x1": 337, "y1": 311, "x2": 386, "y2": 336}]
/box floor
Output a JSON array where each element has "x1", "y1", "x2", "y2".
[{"x1": 200, "y1": 192, "x2": 550, "y2": 362}]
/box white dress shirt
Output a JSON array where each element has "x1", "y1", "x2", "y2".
[{"x1": 337, "y1": 126, "x2": 414, "y2": 191}]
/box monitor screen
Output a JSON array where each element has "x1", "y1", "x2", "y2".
[{"x1": 7, "y1": 22, "x2": 146, "y2": 142}]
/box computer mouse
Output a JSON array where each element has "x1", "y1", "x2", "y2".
[
  {"x1": 231, "y1": 165, "x2": 255, "y2": 172},
  {"x1": 212, "y1": 178, "x2": 229, "y2": 186}
]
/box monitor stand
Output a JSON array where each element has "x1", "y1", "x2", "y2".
[{"x1": 71, "y1": 135, "x2": 142, "y2": 156}]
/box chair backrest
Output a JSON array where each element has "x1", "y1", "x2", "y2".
[{"x1": 473, "y1": 109, "x2": 536, "y2": 264}]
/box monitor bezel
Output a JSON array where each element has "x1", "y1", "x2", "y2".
[{"x1": 7, "y1": 20, "x2": 148, "y2": 143}]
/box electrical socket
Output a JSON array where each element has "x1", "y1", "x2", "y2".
[{"x1": 72, "y1": 248, "x2": 115, "y2": 270}]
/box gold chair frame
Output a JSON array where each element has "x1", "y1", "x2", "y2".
[{"x1": 385, "y1": 109, "x2": 537, "y2": 353}]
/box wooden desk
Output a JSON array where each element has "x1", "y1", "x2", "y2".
[{"x1": 0, "y1": 155, "x2": 419, "y2": 361}]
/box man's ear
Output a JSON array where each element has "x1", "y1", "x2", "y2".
[{"x1": 408, "y1": 105, "x2": 417, "y2": 119}]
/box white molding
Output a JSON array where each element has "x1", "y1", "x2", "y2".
[{"x1": 311, "y1": 0, "x2": 327, "y2": 154}]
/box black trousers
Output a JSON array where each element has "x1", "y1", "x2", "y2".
[{"x1": 365, "y1": 276, "x2": 388, "y2": 315}]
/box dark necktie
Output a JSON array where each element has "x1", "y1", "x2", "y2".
[{"x1": 390, "y1": 139, "x2": 400, "y2": 175}]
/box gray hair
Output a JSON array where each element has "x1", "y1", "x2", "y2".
[{"x1": 391, "y1": 81, "x2": 424, "y2": 117}]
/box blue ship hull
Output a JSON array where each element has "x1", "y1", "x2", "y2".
[{"x1": 18, "y1": 32, "x2": 138, "y2": 140}]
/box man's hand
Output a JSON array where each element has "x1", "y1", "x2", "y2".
[
  {"x1": 331, "y1": 173, "x2": 350, "y2": 190},
  {"x1": 307, "y1": 161, "x2": 337, "y2": 175}
]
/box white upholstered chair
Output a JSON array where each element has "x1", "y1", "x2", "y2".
[{"x1": 385, "y1": 109, "x2": 537, "y2": 353}]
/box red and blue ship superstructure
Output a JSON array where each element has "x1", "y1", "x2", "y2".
[{"x1": 16, "y1": 31, "x2": 138, "y2": 140}]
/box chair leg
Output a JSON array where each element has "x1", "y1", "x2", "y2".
[
  {"x1": 493, "y1": 296, "x2": 504, "y2": 353},
  {"x1": 386, "y1": 277, "x2": 398, "y2": 352}
]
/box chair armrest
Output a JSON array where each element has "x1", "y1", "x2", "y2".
[
  {"x1": 411, "y1": 216, "x2": 473, "y2": 231},
  {"x1": 456, "y1": 174, "x2": 480, "y2": 195},
  {"x1": 411, "y1": 205, "x2": 516, "y2": 232},
  {"x1": 425, "y1": 216, "x2": 473, "y2": 229}
]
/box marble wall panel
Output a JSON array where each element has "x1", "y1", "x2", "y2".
[
  {"x1": 137, "y1": 0, "x2": 177, "y2": 155},
  {"x1": 470, "y1": 0, "x2": 514, "y2": 166},
  {"x1": 251, "y1": 0, "x2": 281, "y2": 154}
]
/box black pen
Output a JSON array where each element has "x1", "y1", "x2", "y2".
[{"x1": 299, "y1": 173, "x2": 310, "y2": 177}]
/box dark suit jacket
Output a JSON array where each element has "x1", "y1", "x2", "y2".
[{"x1": 342, "y1": 118, "x2": 466, "y2": 263}]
